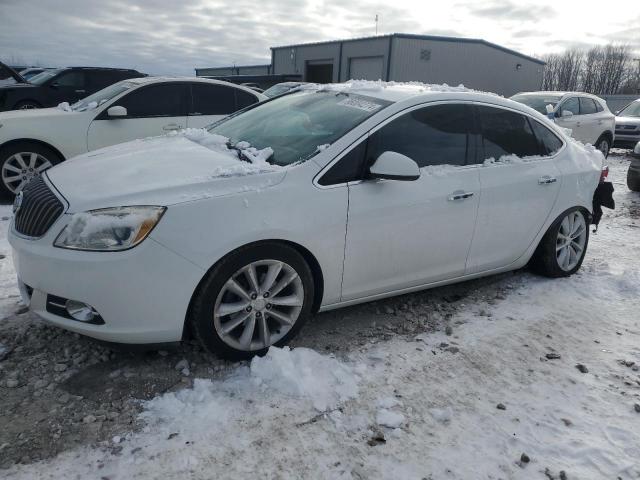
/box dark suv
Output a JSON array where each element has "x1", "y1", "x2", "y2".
[{"x1": 0, "y1": 67, "x2": 146, "y2": 111}]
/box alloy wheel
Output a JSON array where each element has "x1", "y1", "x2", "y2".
[
  {"x1": 213, "y1": 259, "x2": 304, "y2": 351},
  {"x1": 556, "y1": 211, "x2": 587, "y2": 271},
  {"x1": 1, "y1": 152, "x2": 53, "y2": 194}
]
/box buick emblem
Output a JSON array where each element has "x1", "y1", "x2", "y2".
[{"x1": 13, "y1": 191, "x2": 23, "y2": 214}]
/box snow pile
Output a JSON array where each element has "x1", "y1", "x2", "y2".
[
  {"x1": 175, "y1": 128, "x2": 281, "y2": 177},
  {"x1": 251, "y1": 346, "x2": 359, "y2": 411},
  {"x1": 483, "y1": 153, "x2": 532, "y2": 165},
  {"x1": 297, "y1": 79, "x2": 497, "y2": 97},
  {"x1": 376, "y1": 409, "x2": 405, "y2": 428},
  {"x1": 56, "y1": 102, "x2": 72, "y2": 112}
]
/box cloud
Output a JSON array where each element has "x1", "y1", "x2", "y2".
[{"x1": 469, "y1": 0, "x2": 555, "y2": 22}]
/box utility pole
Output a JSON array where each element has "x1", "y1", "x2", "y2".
[
  {"x1": 635, "y1": 58, "x2": 640, "y2": 94},
  {"x1": 375, "y1": 14, "x2": 379, "y2": 36}
]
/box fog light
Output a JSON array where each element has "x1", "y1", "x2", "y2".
[{"x1": 65, "y1": 300, "x2": 97, "y2": 322}]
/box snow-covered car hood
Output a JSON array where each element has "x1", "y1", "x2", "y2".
[
  {"x1": 46, "y1": 134, "x2": 287, "y2": 212},
  {"x1": 0, "y1": 106, "x2": 78, "y2": 121}
]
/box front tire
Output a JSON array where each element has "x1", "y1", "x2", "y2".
[
  {"x1": 0, "y1": 142, "x2": 62, "y2": 197},
  {"x1": 188, "y1": 242, "x2": 315, "y2": 360},
  {"x1": 530, "y1": 208, "x2": 589, "y2": 278}
]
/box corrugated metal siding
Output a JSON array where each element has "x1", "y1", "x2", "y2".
[
  {"x1": 341, "y1": 37, "x2": 390, "y2": 81},
  {"x1": 390, "y1": 37, "x2": 543, "y2": 96},
  {"x1": 273, "y1": 44, "x2": 341, "y2": 82}
]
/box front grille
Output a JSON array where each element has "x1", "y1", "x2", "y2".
[
  {"x1": 617, "y1": 125, "x2": 637, "y2": 130},
  {"x1": 14, "y1": 176, "x2": 64, "y2": 238},
  {"x1": 616, "y1": 130, "x2": 640, "y2": 136}
]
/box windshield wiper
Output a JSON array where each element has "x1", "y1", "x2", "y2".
[{"x1": 225, "y1": 141, "x2": 252, "y2": 163}]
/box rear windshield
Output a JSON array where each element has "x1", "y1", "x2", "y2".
[{"x1": 510, "y1": 94, "x2": 563, "y2": 115}]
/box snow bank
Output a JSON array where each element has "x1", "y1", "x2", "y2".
[
  {"x1": 251, "y1": 346, "x2": 359, "y2": 411},
  {"x1": 56, "y1": 102, "x2": 72, "y2": 112},
  {"x1": 175, "y1": 128, "x2": 282, "y2": 177}
]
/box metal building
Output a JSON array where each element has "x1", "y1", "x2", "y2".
[
  {"x1": 195, "y1": 64, "x2": 272, "y2": 77},
  {"x1": 196, "y1": 34, "x2": 545, "y2": 96}
]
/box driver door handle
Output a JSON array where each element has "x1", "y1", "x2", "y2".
[
  {"x1": 448, "y1": 191, "x2": 474, "y2": 201},
  {"x1": 75, "y1": 89, "x2": 85, "y2": 93},
  {"x1": 538, "y1": 176, "x2": 557, "y2": 185},
  {"x1": 163, "y1": 124, "x2": 183, "y2": 131}
]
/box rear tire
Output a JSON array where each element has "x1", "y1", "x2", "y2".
[
  {"x1": 0, "y1": 142, "x2": 63, "y2": 197},
  {"x1": 595, "y1": 135, "x2": 610, "y2": 158},
  {"x1": 627, "y1": 167, "x2": 640, "y2": 192},
  {"x1": 530, "y1": 208, "x2": 589, "y2": 278},
  {"x1": 188, "y1": 242, "x2": 315, "y2": 360}
]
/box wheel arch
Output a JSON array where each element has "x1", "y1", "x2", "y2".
[
  {"x1": 0, "y1": 138, "x2": 66, "y2": 162},
  {"x1": 13, "y1": 99, "x2": 42, "y2": 109},
  {"x1": 182, "y1": 239, "x2": 325, "y2": 339},
  {"x1": 598, "y1": 130, "x2": 613, "y2": 144},
  {"x1": 529, "y1": 205, "x2": 591, "y2": 264}
]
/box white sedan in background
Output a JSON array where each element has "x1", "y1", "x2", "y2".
[
  {"x1": 10, "y1": 82, "x2": 604, "y2": 359},
  {"x1": 0, "y1": 77, "x2": 266, "y2": 195}
]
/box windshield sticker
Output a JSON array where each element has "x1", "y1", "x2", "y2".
[{"x1": 337, "y1": 97, "x2": 383, "y2": 112}]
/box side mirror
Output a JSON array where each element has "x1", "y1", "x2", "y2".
[
  {"x1": 107, "y1": 106, "x2": 127, "y2": 118},
  {"x1": 49, "y1": 82, "x2": 59, "y2": 89},
  {"x1": 560, "y1": 110, "x2": 573, "y2": 118},
  {"x1": 368, "y1": 151, "x2": 420, "y2": 181}
]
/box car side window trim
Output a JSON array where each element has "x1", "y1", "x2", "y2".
[{"x1": 558, "y1": 96, "x2": 580, "y2": 117}]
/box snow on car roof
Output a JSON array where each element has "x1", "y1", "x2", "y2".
[
  {"x1": 297, "y1": 80, "x2": 499, "y2": 103},
  {"x1": 126, "y1": 76, "x2": 239, "y2": 85}
]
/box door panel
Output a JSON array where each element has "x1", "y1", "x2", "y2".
[
  {"x1": 48, "y1": 71, "x2": 87, "y2": 105},
  {"x1": 87, "y1": 116, "x2": 187, "y2": 150},
  {"x1": 467, "y1": 105, "x2": 562, "y2": 273},
  {"x1": 341, "y1": 102, "x2": 480, "y2": 301},
  {"x1": 342, "y1": 168, "x2": 480, "y2": 300}
]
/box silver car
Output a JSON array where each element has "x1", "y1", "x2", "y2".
[{"x1": 615, "y1": 99, "x2": 640, "y2": 150}]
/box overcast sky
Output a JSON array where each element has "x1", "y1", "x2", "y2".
[{"x1": 1, "y1": 0, "x2": 638, "y2": 75}]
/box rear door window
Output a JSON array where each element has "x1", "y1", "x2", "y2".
[
  {"x1": 54, "y1": 71, "x2": 85, "y2": 88},
  {"x1": 529, "y1": 119, "x2": 564, "y2": 156},
  {"x1": 475, "y1": 105, "x2": 541, "y2": 160},
  {"x1": 190, "y1": 83, "x2": 237, "y2": 115}
]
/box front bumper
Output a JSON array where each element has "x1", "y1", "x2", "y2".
[
  {"x1": 613, "y1": 133, "x2": 640, "y2": 149},
  {"x1": 9, "y1": 220, "x2": 205, "y2": 344}
]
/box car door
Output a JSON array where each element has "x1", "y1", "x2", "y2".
[
  {"x1": 47, "y1": 70, "x2": 87, "y2": 105},
  {"x1": 555, "y1": 96, "x2": 587, "y2": 142},
  {"x1": 578, "y1": 97, "x2": 600, "y2": 144},
  {"x1": 465, "y1": 104, "x2": 563, "y2": 274},
  {"x1": 340, "y1": 102, "x2": 481, "y2": 301},
  {"x1": 87, "y1": 82, "x2": 189, "y2": 151},
  {"x1": 186, "y1": 83, "x2": 260, "y2": 128}
]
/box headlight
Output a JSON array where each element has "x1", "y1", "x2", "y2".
[{"x1": 54, "y1": 206, "x2": 166, "y2": 251}]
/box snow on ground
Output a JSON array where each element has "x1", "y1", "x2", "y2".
[
  {"x1": 0, "y1": 205, "x2": 19, "y2": 321},
  {"x1": 2, "y1": 154, "x2": 640, "y2": 479}
]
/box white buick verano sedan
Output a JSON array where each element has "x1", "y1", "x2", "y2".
[{"x1": 9, "y1": 82, "x2": 604, "y2": 359}]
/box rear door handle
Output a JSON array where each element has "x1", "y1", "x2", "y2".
[
  {"x1": 163, "y1": 124, "x2": 182, "y2": 131},
  {"x1": 75, "y1": 89, "x2": 85, "y2": 93},
  {"x1": 448, "y1": 191, "x2": 474, "y2": 201},
  {"x1": 538, "y1": 176, "x2": 557, "y2": 185}
]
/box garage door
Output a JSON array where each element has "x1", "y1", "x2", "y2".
[{"x1": 348, "y1": 56, "x2": 384, "y2": 81}]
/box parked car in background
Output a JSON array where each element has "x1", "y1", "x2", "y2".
[
  {"x1": 0, "y1": 62, "x2": 26, "y2": 86},
  {"x1": 19, "y1": 67, "x2": 54, "y2": 81},
  {"x1": 0, "y1": 77, "x2": 266, "y2": 195},
  {"x1": 0, "y1": 66, "x2": 146, "y2": 111},
  {"x1": 263, "y1": 82, "x2": 307, "y2": 98},
  {"x1": 614, "y1": 99, "x2": 640, "y2": 149},
  {"x1": 511, "y1": 91, "x2": 615, "y2": 157},
  {"x1": 628, "y1": 141, "x2": 640, "y2": 192},
  {"x1": 9, "y1": 83, "x2": 604, "y2": 359}
]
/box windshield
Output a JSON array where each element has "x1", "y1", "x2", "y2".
[
  {"x1": 70, "y1": 81, "x2": 134, "y2": 111},
  {"x1": 619, "y1": 101, "x2": 640, "y2": 118},
  {"x1": 208, "y1": 90, "x2": 392, "y2": 166},
  {"x1": 511, "y1": 94, "x2": 563, "y2": 115},
  {"x1": 263, "y1": 84, "x2": 298, "y2": 98},
  {"x1": 29, "y1": 68, "x2": 62, "y2": 85}
]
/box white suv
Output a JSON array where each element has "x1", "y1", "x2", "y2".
[{"x1": 511, "y1": 91, "x2": 615, "y2": 157}]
